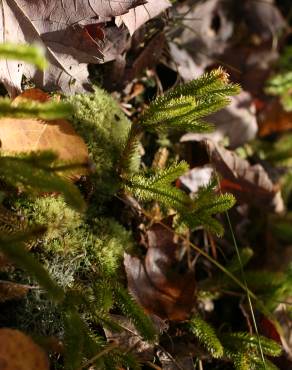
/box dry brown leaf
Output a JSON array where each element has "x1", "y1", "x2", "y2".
[
  {"x1": 0, "y1": 328, "x2": 49, "y2": 370},
  {"x1": 204, "y1": 139, "x2": 284, "y2": 213},
  {"x1": 104, "y1": 314, "x2": 155, "y2": 362},
  {"x1": 0, "y1": 89, "x2": 89, "y2": 178},
  {"x1": 124, "y1": 222, "x2": 196, "y2": 321},
  {"x1": 0, "y1": 253, "x2": 11, "y2": 270},
  {"x1": 116, "y1": 0, "x2": 171, "y2": 35},
  {"x1": 0, "y1": 0, "x2": 144, "y2": 94},
  {"x1": 0, "y1": 280, "x2": 29, "y2": 302},
  {"x1": 124, "y1": 32, "x2": 166, "y2": 83},
  {"x1": 258, "y1": 99, "x2": 292, "y2": 137}
]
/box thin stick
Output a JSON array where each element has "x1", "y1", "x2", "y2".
[{"x1": 79, "y1": 342, "x2": 119, "y2": 370}]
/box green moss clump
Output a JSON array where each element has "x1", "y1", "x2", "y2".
[
  {"x1": 16, "y1": 195, "x2": 133, "y2": 274},
  {"x1": 67, "y1": 88, "x2": 132, "y2": 198},
  {"x1": 3, "y1": 194, "x2": 134, "y2": 337}
]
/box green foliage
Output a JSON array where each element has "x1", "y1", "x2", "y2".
[
  {"x1": 222, "y1": 331, "x2": 281, "y2": 369},
  {"x1": 221, "y1": 332, "x2": 282, "y2": 357},
  {"x1": 139, "y1": 68, "x2": 240, "y2": 132},
  {"x1": 266, "y1": 46, "x2": 292, "y2": 111},
  {"x1": 120, "y1": 69, "x2": 237, "y2": 237},
  {"x1": 189, "y1": 315, "x2": 224, "y2": 358},
  {"x1": 19, "y1": 196, "x2": 83, "y2": 246},
  {"x1": 113, "y1": 284, "x2": 157, "y2": 342},
  {"x1": 0, "y1": 97, "x2": 72, "y2": 119},
  {"x1": 266, "y1": 71, "x2": 292, "y2": 111},
  {"x1": 125, "y1": 161, "x2": 190, "y2": 211},
  {"x1": 201, "y1": 256, "x2": 292, "y2": 311},
  {"x1": 227, "y1": 247, "x2": 254, "y2": 273},
  {"x1": 244, "y1": 268, "x2": 292, "y2": 310},
  {"x1": 0, "y1": 43, "x2": 47, "y2": 70},
  {"x1": 181, "y1": 179, "x2": 236, "y2": 236},
  {"x1": 0, "y1": 152, "x2": 85, "y2": 211},
  {"x1": 126, "y1": 167, "x2": 235, "y2": 236},
  {"x1": 0, "y1": 229, "x2": 65, "y2": 302},
  {"x1": 67, "y1": 88, "x2": 132, "y2": 198},
  {"x1": 63, "y1": 309, "x2": 86, "y2": 369}
]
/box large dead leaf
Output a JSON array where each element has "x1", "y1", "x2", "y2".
[
  {"x1": 124, "y1": 222, "x2": 196, "y2": 321},
  {"x1": 203, "y1": 139, "x2": 284, "y2": 213},
  {"x1": 0, "y1": 88, "x2": 89, "y2": 176},
  {"x1": 0, "y1": 0, "x2": 144, "y2": 94},
  {"x1": 0, "y1": 328, "x2": 49, "y2": 370},
  {"x1": 116, "y1": 0, "x2": 171, "y2": 35}
]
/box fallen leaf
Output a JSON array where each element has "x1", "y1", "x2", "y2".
[
  {"x1": 0, "y1": 280, "x2": 29, "y2": 302},
  {"x1": 0, "y1": 328, "x2": 49, "y2": 370},
  {"x1": 124, "y1": 222, "x2": 196, "y2": 321},
  {"x1": 172, "y1": 0, "x2": 234, "y2": 69},
  {"x1": 203, "y1": 139, "x2": 284, "y2": 213},
  {"x1": 124, "y1": 32, "x2": 166, "y2": 83},
  {"x1": 168, "y1": 42, "x2": 204, "y2": 82},
  {"x1": 116, "y1": 0, "x2": 171, "y2": 35},
  {"x1": 0, "y1": 88, "x2": 89, "y2": 178},
  {"x1": 258, "y1": 99, "x2": 292, "y2": 137},
  {"x1": 0, "y1": 0, "x2": 144, "y2": 94},
  {"x1": 243, "y1": 0, "x2": 286, "y2": 42},
  {"x1": 158, "y1": 350, "x2": 195, "y2": 370},
  {"x1": 104, "y1": 314, "x2": 155, "y2": 362},
  {"x1": 178, "y1": 166, "x2": 213, "y2": 194}
]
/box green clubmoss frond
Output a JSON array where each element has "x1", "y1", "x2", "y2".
[
  {"x1": 113, "y1": 284, "x2": 157, "y2": 342},
  {"x1": 0, "y1": 43, "x2": 47, "y2": 70},
  {"x1": 189, "y1": 315, "x2": 224, "y2": 358},
  {"x1": 221, "y1": 332, "x2": 282, "y2": 357},
  {"x1": 139, "y1": 68, "x2": 240, "y2": 133}
]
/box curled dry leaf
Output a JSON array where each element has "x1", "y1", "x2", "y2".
[
  {"x1": 124, "y1": 223, "x2": 196, "y2": 321},
  {"x1": 0, "y1": 88, "x2": 89, "y2": 179},
  {"x1": 0, "y1": 328, "x2": 49, "y2": 370},
  {"x1": 203, "y1": 139, "x2": 284, "y2": 213}
]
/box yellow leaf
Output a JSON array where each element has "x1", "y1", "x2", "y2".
[
  {"x1": 0, "y1": 328, "x2": 49, "y2": 370},
  {"x1": 0, "y1": 89, "x2": 89, "y2": 179}
]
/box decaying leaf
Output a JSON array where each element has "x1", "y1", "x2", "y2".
[
  {"x1": 258, "y1": 99, "x2": 292, "y2": 137},
  {"x1": 0, "y1": 88, "x2": 89, "y2": 178},
  {"x1": 171, "y1": 0, "x2": 234, "y2": 69},
  {"x1": 203, "y1": 139, "x2": 284, "y2": 213},
  {"x1": 178, "y1": 166, "x2": 213, "y2": 194},
  {"x1": 116, "y1": 0, "x2": 171, "y2": 35},
  {"x1": 104, "y1": 314, "x2": 155, "y2": 362},
  {"x1": 0, "y1": 328, "x2": 49, "y2": 370},
  {"x1": 243, "y1": 0, "x2": 286, "y2": 42},
  {"x1": 0, "y1": 280, "x2": 29, "y2": 302},
  {"x1": 0, "y1": 0, "x2": 144, "y2": 94},
  {"x1": 124, "y1": 223, "x2": 196, "y2": 321},
  {"x1": 124, "y1": 32, "x2": 166, "y2": 83},
  {"x1": 158, "y1": 350, "x2": 196, "y2": 370}
]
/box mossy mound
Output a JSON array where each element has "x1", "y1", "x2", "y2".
[{"x1": 67, "y1": 88, "x2": 131, "y2": 198}]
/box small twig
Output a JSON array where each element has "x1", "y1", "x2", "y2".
[{"x1": 78, "y1": 342, "x2": 119, "y2": 370}]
